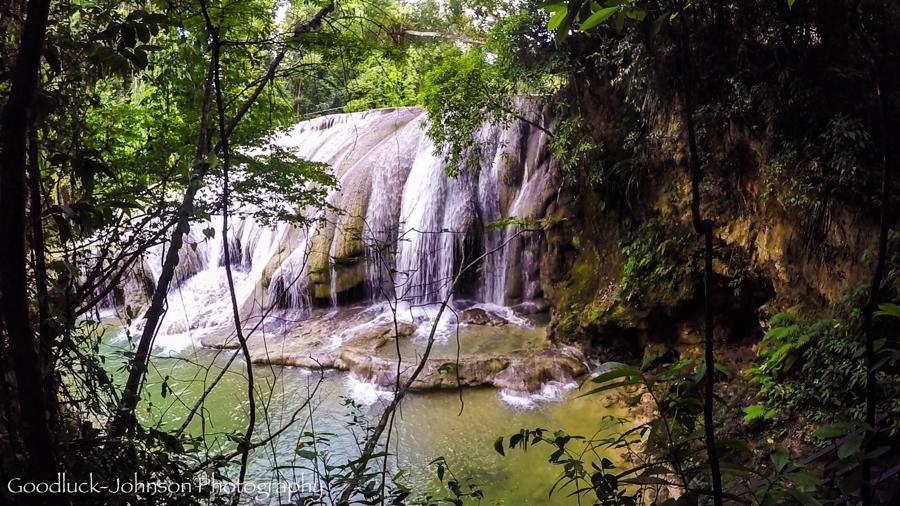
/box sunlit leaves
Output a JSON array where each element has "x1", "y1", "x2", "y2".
[
  {"x1": 546, "y1": 4, "x2": 568, "y2": 31},
  {"x1": 579, "y1": 6, "x2": 618, "y2": 31},
  {"x1": 226, "y1": 145, "x2": 336, "y2": 225}
]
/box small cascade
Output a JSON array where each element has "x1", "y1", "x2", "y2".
[{"x1": 126, "y1": 104, "x2": 559, "y2": 345}]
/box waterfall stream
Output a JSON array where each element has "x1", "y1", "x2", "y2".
[{"x1": 126, "y1": 105, "x2": 559, "y2": 347}]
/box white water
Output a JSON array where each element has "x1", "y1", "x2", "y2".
[
  {"x1": 498, "y1": 380, "x2": 579, "y2": 410},
  {"x1": 124, "y1": 105, "x2": 557, "y2": 352}
]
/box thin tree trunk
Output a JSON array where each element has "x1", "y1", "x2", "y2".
[
  {"x1": 860, "y1": 59, "x2": 891, "y2": 506},
  {"x1": 28, "y1": 128, "x2": 57, "y2": 428},
  {"x1": 336, "y1": 230, "x2": 532, "y2": 504},
  {"x1": 0, "y1": 0, "x2": 57, "y2": 485},
  {"x1": 0, "y1": 0, "x2": 56, "y2": 492},
  {"x1": 110, "y1": 0, "x2": 335, "y2": 438},
  {"x1": 200, "y1": 1, "x2": 257, "y2": 501},
  {"x1": 673, "y1": 17, "x2": 724, "y2": 506},
  {"x1": 110, "y1": 58, "x2": 215, "y2": 437}
]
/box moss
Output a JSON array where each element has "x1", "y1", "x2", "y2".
[
  {"x1": 552, "y1": 215, "x2": 698, "y2": 344},
  {"x1": 555, "y1": 241, "x2": 604, "y2": 310}
]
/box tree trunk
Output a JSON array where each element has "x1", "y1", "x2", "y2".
[
  {"x1": 28, "y1": 128, "x2": 58, "y2": 430},
  {"x1": 109, "y1": 60, "x2": 215, "y2": 437},
  {"x1": 0, "y1": 0, "x2": 57, "y2": 484},
  {"x1": 860, "y1": 59, "x2": 891, "y2": 506},
  {"x1": 673, "y1": 16, "x2": 724, "y2": 506}
]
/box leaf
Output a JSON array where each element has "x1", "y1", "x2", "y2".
[
  {"x1": 651, "y1": 10, "x2": 670, "y2": 36},
  {"x1": 623, "y1": 475, "x2": 673, "y2": 485},
  {"x1": 579, "y1": 379, "x2": 635, "y2": 397},
  {"x1": 614, "y1": 10, "x2": 626, "y2": 32},
  {"x1": 494, "y1": 436, "x2": 505, "y2": 456},
  {"x1": 837, "y1": 433, "x2": 863, "y2": 459},
  {"x1": 714, "y1": 363, "x2": 731, "y2": 378},
  {"x1": 543, "y1": 1, "x2": 566, "y2": 13},
  {"x1": 770, "y1": 448, "x2": 788, "y2": 473},
  {"x1": 815, "y1": 422, "x2": 853, "y2": 439},
  {"x1": 579, "y1": 6, "x2": 618, "y2": 31},
  {"x1": 719, "y1": 461, "x2": 760, "y2": 479},
  {"x1": 787, "y1": 0, "x2": 797, "y2": 8},
  {"x1": 785, "y1": 471, "x2": 819, "y2": 492},
  {"x1": 509, "y1": 432, "x2": 524, "y2": 449},
  {"x1": 786, "y1": 489, "x2": 822, "y2": 506},
  {"x1": 874, "y1": 303, "x2": 900, "y2": 319},
  {"x1": 590, "y1": 364, "x2": 642, "y2": 383},
  {"x1": 743, "y1": 404, "x2": 768, "y2": 422},
  {"x1": 547, "y1": 7, "x2": 568, "y2": 31}
]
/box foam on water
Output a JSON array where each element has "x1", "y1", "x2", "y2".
[
  {"x1": 464, "y1": 302, "x2": 531, "y2": 327},
  {"x1": 498, "y1": 380, "x2": 578, "y2": 410},
  {"x1": 345, "y1": 375, "x2": 395, "y2": 406}
]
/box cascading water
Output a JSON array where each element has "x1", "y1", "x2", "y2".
[
  {"x1": 95, "y1": 105, "x2": 624, "y2": 506},
  {"x1": 125, "y1": 104, "x2": 560, "y2": 348}
]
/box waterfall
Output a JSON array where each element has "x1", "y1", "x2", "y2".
[{"x1": 127, "y1": 105, "x2": 558, "y2": 346}]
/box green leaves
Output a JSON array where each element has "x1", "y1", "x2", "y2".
[
  {"x1": 742, "y1": 404, "x2": 776, "y2": 422},
  {"x1": 874, "y1": 302, "x2": 900, "y2": 319},
  {"x1": 580, "y1": 363, "x2": 643, "y2": 397},
  {"x1": 836, "y1": 432, "x2": 863, "y2": 459},
  {"x1": 543, "y1": 1, "x2": 649, "y2": 34},
  {"x1": 815, "y1": 422, "x2": 853, "y2": 439},
  {"x1": 579, "y1": 6, "x2": 618, "y2": 31},
  {"x1": 547, "y1": 6, "x2": 569, "y2": 31},
  {"x1": 770, "y1": 448, "x2": 789, "y2": 473},
  {"x1": 494, "y1": 436, "x2": 505, "y2": 456}
]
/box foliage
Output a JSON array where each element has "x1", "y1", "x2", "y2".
[
  {"x1": 497, "y1": 359, "x2": 823, "y2": 505},
  {"x1": 548, "y1": 116, "x2": 600, "y2": 180},
  {"x1": 745, "y1": 293, "x2": 900, "y2": 443},
  {"x1": 618, "y1": 217, "x2": 696, "y2": 308},
  {"x1": 0, "y1": 0, "x2": 424, "y2": 502},
  {"x1": 419, "y1": 3, "x2": 565, "y2": 175},
  {"x1": 227, "y1": 144, "x2": 336, "y2": 224}
]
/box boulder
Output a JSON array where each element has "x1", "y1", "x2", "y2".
[{"x1": 461, "y1": 307, "x2": 508, "y2": 326}]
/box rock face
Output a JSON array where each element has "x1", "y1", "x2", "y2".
[
  {"x1": 539, "y1": 86, "x2": 889, "y2": 360},
  {"x1": 110, "y1": 100, "x2": 886, "y2": 390}
]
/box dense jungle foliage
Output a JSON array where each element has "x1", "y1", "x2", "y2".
[{"x1": 1, "y1": 0, "x2": 898, "y2": 504}]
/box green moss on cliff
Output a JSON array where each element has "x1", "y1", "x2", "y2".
[{"x1": 553, "y1": 215, "x2": 698, "y2": 345}]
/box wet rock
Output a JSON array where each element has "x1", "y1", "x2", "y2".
[
  {"x1": 341, "y1": 345, "x2": 587, "y2": 392},
  {"x1": 253, "y1": 353, "x2": 338, "y2": 369},
  {"x1": 199, "y1": 303, "x2": 589, "y2": 396},
  {"x1": 338, "y1": 320, "x2": 417, "y2": 351},
  {"x1": 511, "y1": 298, "x2": 550, "y2": 315},
  {"x1": 492, "y1": 347, "x2": 586, "y2": 391},
  {"x1": 461, "y1": 307, "x2": 508, "y2": 326},
  {"x1": 200, "y1": 336, "x2": 239, "y2": 349}
]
